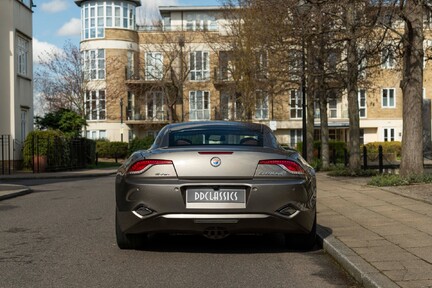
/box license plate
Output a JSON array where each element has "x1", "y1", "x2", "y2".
[{"x1": 186, "y1": 188, "x2": 246, "y2": 209}]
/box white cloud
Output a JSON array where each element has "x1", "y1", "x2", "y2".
[
  {"x1": 40, "y1": 0, "x2": 68, "y2": 13},
  {"x1": 136, "y1": 0, "x2": 178, "y2": 25},
  {"x1": 33, "y1": 38, "x2": 64, "y2": 64},
  {"x1": 57, "y1": 18, "x2": 81, "y2": 36}
]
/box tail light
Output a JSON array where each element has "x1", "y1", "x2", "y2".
[
  {"x1": 127, "y1": 159, "x2": 173, "y2": 175},
  {"x1": 258, "y1": 159, "x2": 305, "y2": 175}
]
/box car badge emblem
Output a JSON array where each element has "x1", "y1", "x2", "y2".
[{"x1": 210, "y1": 157, "x2": 221, "y2": 167}]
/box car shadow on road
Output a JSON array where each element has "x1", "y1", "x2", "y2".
[{"x1": 133, "y1": 233, "x2": 321, "y2": 254}]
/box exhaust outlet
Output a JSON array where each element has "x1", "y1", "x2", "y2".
[{"x1": 203, "y1": 226, "x2": 230, "y2": 240}]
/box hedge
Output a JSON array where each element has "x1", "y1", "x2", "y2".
[
  {"x1": 128, "y1": 136, "x2": 155, "y2": 155},
  {"x1": 96, "y1": 140, "x2": 128, "y2": 159}
]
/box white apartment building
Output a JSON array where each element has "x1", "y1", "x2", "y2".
[{"x1": 0, "y1": 0, "x2": 34, "y2": 163}]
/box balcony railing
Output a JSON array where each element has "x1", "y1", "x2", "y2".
[
  {"x1": 126, "y1": 107, "x2": 167, "y2": 122},
  {"x1": 137, "y1": 24, "x2": 219, "y2": 32},
  {"x1": 125, "y1": 67, "x2": 173, "y2": 83}
]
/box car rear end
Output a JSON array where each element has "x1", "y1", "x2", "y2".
[{"x1": 115, "y1": 122, "x2": 316, "y2": 247}]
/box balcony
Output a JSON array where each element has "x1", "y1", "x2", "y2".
[
  {"x1": 126, "y1": 107, "x2": 168, "y2": 124},
  {"x1": 124, "y1": 67, "x2": 173, "y2": 86},
  {"x1": 213, "y1": 67, "x2": 235, "y2": 87}
]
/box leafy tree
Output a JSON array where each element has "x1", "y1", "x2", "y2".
[{"x1": 35, "y1": 108, "x2": 87, "y2": 138}]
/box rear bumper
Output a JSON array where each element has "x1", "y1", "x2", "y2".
[
  {"x1": 116, "y1": 209, "x2": 316, "y2": 235},
  {"x1": 116, "y1": 176, "x2": 316, "y2": 235}
]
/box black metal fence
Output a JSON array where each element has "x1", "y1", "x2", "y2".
[
  {"x1": 0, "y1": 135, "x2": 12, "y2": 175},
  {"x1": 316, "y1": 145, "x2": 401, "y2": 173},
  {"x1": 25, "y1": 135, "x2": 96, "y2": 173}
]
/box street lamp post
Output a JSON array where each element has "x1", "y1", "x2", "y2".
[
  {"x1": 301, "y1": 38, "x2": 307, "y2": 160},
  {"x1": 120, "y1": 98, "x2": 124, "y2": 142},
  {"x1": 178, "y1": 35, "x2": 185, "y2": 122}
]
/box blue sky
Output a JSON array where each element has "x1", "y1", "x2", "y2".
[{"x1": 33, "y1": 0, "x2": 221, "y2": 63}]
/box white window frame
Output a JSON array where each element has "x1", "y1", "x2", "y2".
[
  {"x1": 85, "y1": 90, "x2": 106, "y2": 121},
  {"x1": 358, "y1": 89, "x2": 367, "y2": 118},
  {"x1": 290, "y1": 129, "x2": 302, "y2": 148},
  {"x1": 81, "y1": 1, "x2": 136, "y2": 40},
  {"x1": 382, "y1": 88, "x2": 396, "y2": 108},
  {"x1": 190, "y1": 51, "x2": 210, "y2": 81},
  {"x1": 145, "y1": 52, "x2": 163, "y2": 81},
  {"x1": 328, "y1": 97, "x2": 338, "y2": 118},
  {"x1": 189, "y1": 91, "x2": 210, "y2": 120},
  {"x1": 86, "y1": 130, "x2": 106, "y2": 140},
  {"x1": 381, "y1": 47, "x2": 395, "y2": 69},
  {"x1": 383, "y1": 128, "x2": 395, "y2": 142},
  {"x1": 145, "y1": 90, "x2": 165, "y2": 121},
  {"x1": 83, "y1": 49, "x2": 105, "y2": 80},
  {"x1": 255, "y1": 90, "x2": 269, "y2": 120},
  {"x1": 290, "y1": 90, "x2": 303, "y2": 119},
  {"x1": 17, "y1": 35, "x2": 29, "y2": 76}
]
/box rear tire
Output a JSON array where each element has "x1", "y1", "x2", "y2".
[
  {"x1": 115, "y1": 210, "x2": 147, "y2": 250},
  {"x1": 285, "y1": 214, "x2": 316, "y2": 250}
]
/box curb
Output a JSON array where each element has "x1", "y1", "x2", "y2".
[
  {"x1": 0, "y1": 171, "x2": 116, "y2": 181},
  {"x1": 317, "y1": 226, "x2": 399, "y2": 288},
  {"x1": 0, "y1": 187, "x2": 32, "y2": 201}
]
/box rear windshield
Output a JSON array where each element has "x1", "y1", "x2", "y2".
[{"x1": 169, "y1": 128, "x2": 263, "y2": 147}]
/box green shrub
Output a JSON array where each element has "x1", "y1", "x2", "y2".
[
  {"x1": 128, "y1": 136, "x2": 155, "y2": 155},
  {"x1": 368, "y1": 173, "x2": 432, "y2": 186},
  {"x1": 327, "y1": 166, "x2": 378, "y2": 177},
  {"x1": 96, "y1": 140, "x2": 128, "y2": 159},
  {"x1": 23, "y1": 130, "x2": 66, "y2": 168},
  {"x1": 297, "y1": 141, "x2": 346, "y2": 155},
  {"x1": 362, "y1": 141, "x2": 401, "y2": 161}
]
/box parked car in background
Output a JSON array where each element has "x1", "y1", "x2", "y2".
[{"x1": 115, "y1": 121, "x2": 316, "y2": 249}]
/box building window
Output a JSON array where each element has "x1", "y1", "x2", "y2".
[
  {"x1": 190, "y1": 91, "x2": 210, "y2": 120},
  {"x1": 83, "y1": 49, "x2": 105, "y2": 80},
  {"x1": 127, "y1": 51, "x2": 135, "y2": 79},
  {"x1": 290, "y1": 90, "x2": 303, "y2": 119},
  {"x1": 382, "y1": 47, "x2": 395, "y2": 69},
  {"x1": 17, "y1": 36, "x2": 29, "y2": 76},
  {"x1": 382, "y1": 88, "x2": 396, "y2": 108},
  {"x1": 384, "y1": 128, "x2": 395, "y2": 142},
  {"x1": 184, "y1": 12, "x2": 217, "y2": 31},
  {"x1": 86, "y1": 130, "x2": 107, "y2": 140},
  {"x1": 290, "y1": 129, "x2": 302, "y2": 148},
  {"x1": 20, "y1": 109, "x2": 28, "y2": 142},
  {"x1": 146, "y1": 90, "x2": 165, "y2": 120},
  {"x1": 358, "y1": 55, "x2": 367, "y2": 79},
  {"x1": 81, "y1": 1, "x2": 136, "y2": 40},
  {"x1": 328, "y1": 93, "x2": 338, "y2": 118},
  {"x1": 190, "y1": 51, "x2": 210, "y2": 81},
  {"x1": 314, "y1": 100, "x2": 320, "y2": 119},
  {"x1": 220, "y1": 92, "x2": 230, "y2": 120},
  {"x1": 256, "y1": 51, "x2": 268, "y2": 79},
  {"x1": 145, "y1": 52, "x2": 163, "y2": 80},
  {"x1": 85, "y1": 90, "x2": 106, "y2": 120},
  {"x1": 255, "y1": 90, "x2": 269, "y2": 120},
  {"x1": 358, "y1": 89, "x2": 367, "y2": 118}
]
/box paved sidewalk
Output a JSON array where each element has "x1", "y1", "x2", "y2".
[
  {"x1": 317, "y1": 173, "x2": 432, "y2": 288},
  {"x1": 1, "y1": 169, "x2": 432, "y2": 287}
]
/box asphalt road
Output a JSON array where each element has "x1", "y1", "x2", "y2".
[{"x1": 0, "y1": 176, "x2": 359, "y2": 288}]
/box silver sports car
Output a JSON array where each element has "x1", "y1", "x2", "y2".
[{"x1": 115, "y1": 121, "x2": 316, "y2": 249}]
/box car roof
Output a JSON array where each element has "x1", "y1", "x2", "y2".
[{"x1": 165, "y1": 121, "x2": 266, "y2": 132}]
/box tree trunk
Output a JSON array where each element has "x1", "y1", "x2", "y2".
[
  {"x1": 346, "y1": 1, "x2": 361, "y2": 171},
  {"x1": 399, "y1": 1, "x2": 424, "y2": 177},
  {"x1": 307, "y1": 77, "x2": 315, "y2": 163},
  {"x1": 320, "y1": 93, "x2": 330, "y2": 170}
]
